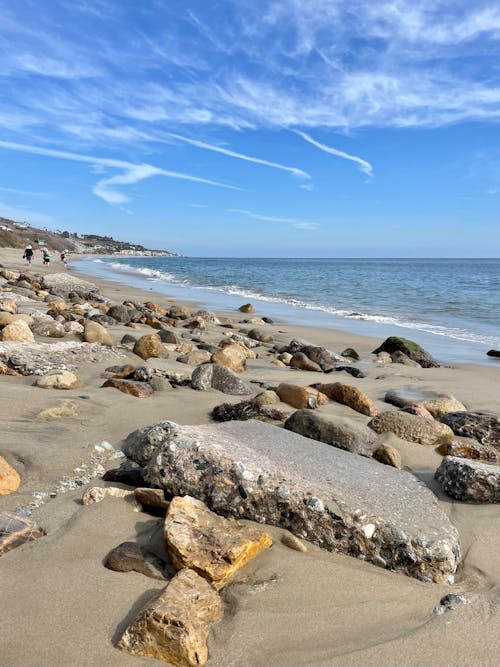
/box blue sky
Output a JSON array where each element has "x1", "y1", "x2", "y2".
[{"x1": 0, "y1": 0, "x2": 499, "y2": 257}]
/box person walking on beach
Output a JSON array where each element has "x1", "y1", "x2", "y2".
[
  {"x1": 42, "y1": 249, "x2": 51, "y2": 266},
  {"x1": 22, "y1": 245, "x2": 34, "y2": 265}
]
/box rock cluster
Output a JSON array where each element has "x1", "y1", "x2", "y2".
[{"x1": 124, "y1": 419, "x2": 460, "y2": 583}]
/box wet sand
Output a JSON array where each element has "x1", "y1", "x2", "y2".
[{"x1": 0, "y1": 247, "x2": 499, "y2": 667}]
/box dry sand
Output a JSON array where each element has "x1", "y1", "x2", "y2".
[{"x1": 0, "y1": 247, "x2": 499, "y2": 667}]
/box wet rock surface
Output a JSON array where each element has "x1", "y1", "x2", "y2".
[
  {"x1": 125, "y1": 420, "x2": 460, "y2": 582},
  {"x1": 435, "y1": 456, "x2": 500, "y2": 503}
]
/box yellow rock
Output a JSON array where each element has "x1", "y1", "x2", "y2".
[
  {"x1": 0, "y1": 455, "x2": 20, "y2": 496},
  {"x1": 164, "y1": 495, "x2": 272, "y2": 589},
  {"x1": 276, "y1": 383, "x2": 329, "y2": 409},
  {"x1": 211, "y1": 343, "x2": 247, "y2": 373},
  {"x1": 118, "y1": 568, "x2": 221, "y2": 667},
  {"x1": 37, "y1": 401, "x2": 78, "y2": 420}
]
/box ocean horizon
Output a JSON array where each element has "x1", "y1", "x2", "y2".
[{"x1": 77, "y1": 255, "x2": 500, "y2": 366}]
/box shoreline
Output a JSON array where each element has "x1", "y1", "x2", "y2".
[
  {"x1": 1, "y1": 246, "x2": 499, "y2": 667},
  {"x1": 73, "y1": 254, "x2": 500, "y2": 367}
]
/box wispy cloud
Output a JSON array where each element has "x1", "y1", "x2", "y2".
[
  {"x1": 161, "y1": 132, "x2": 310, "y2": 180},
  {"x1": 295, "y1": 131, "x2": 373, "y2": 178},
  {"x1": 228, "y1": 208, "x2": 318, "y2": 230},
  {"x1": 0, "y1": 140, "x2": 239, "y2": 205},
  {"x1": 0, "y1": 186, "x2": 50, "y2": 197}
]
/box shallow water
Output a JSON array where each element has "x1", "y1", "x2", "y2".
[{"x1": 78, "y1": 256, "x2": 500, "y2": 365}]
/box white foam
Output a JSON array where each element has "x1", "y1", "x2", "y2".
[{"x1": 93, "y1": 259, "x2": 499, "y2": 348}]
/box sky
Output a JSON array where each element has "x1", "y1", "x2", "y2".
[{"x1": 0, "y1": 0, "x2": 499, "y2": 257}]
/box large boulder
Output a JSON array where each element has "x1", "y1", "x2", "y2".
[
  {"x1": 125, "y1": 420, "x2": 460, "y2": 583},
  {"x1": 440, "y1": 412, "x2": 500, "y2": 449},
  {"x1": 118, "y1": 568, "x2": 222, "y2": 667},
  {"x1": 368, "y1": 411, "x2": 453, "y2": 445},
  {"x1": 83, "y1": 321, "x2": 114, "y2": 347},
  {"x1": 284, "y1": 410, "x2": 378, "y2": 457},
  {"x1": 385, "y1": 388, "x2": 466, "y2": 419},
  {"x1": 191, "y1": 363, "x2": 252, "y2": 395},
  {"x1": 318, "y1": 382, "x2": 377, "y2": 416},
  {"x1": 372, "y1": 336, "x2": 439, "y2": 368},
  {"x1": 164, "y1": 496, "x2": 272, "y2": 589},
  {"x1": 435, "y1": 457, "x2": 500, "y2": 503}
]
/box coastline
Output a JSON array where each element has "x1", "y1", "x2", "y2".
[
  {"x1": 73, "y1": 254, "x2": 500, "y2": 367},
  {"x1": 1, "y1": 246, "x2": 499, "y2": 667}
]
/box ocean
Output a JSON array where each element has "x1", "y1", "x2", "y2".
[{"x1": 77, "y1": 256, "x2": 500, "y2": 365}]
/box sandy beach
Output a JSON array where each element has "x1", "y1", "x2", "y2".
[{"x1": 1, "y1": 246, "x2": 499, "y2": 667}]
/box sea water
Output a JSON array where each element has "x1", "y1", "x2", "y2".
[{"x1": 78, "y1": 257, "x2": 500, "y2": 365}]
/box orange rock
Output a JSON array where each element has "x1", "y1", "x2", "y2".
[
  {"x1": 133, "y1": 334, "x2": 168, "y2": 360},
  {"x1": 0, "y1": 456, "x2": 21, "y2": 496},
  {"x1": 211, "y1": 343, "x2": 246, "y2": 373},
  {"x1": 118, "y1": 568, "x2": 221, "y2": 667},
  {"x1": 164, "y1": 496, "x2": 272, "y2": 589},
  {"x1": 373, "y1": 445, "x2": 402, "y2": 469},
  {"x1": 318, "y1": 382, "x2": 378, "y2": 416},
  {"x1": 145, "y1": 301, "x2": 168, "y2": 316},
  {"x1": 276, "y1": 383, "x2": 329, "y2": 409}
]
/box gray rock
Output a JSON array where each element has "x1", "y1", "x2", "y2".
[
  {"x1": 440, "y1": 411, "x2": 500, "y2": 449},
  {"x1": 248, "y1": 328, "x2": 273, "y2": 343},
  {"x1": 435, "y1": 456, "x2": 500, "y2": 503},
  {"x1": 157, "y1": 329, "x2": 179, "y2": 345},
  {"x1": 391, "y1": 351, "x2": 421, "y2": 367},
  {"x1": 372, "y1": 336, "x2": 440, "y2": 368},
  {"x1": 107, "y1": 304, "x2": 131, "y2": 323},
  {"x1": 334, "y1": 366, "x2": 366, "y2": 378},
  {"x1": 341, "y1": 347, "x2": 360, "y2": 361},
  {"x1": 191, "y1": 363, "x2": 252, "y2": 395},
  {"x1": 368, "y1": 411, "x2": 454, "y2": 445},
  {"x1": 125, "y1": 420, "x2": 460, "y2": 583},
  {"x1": 104, "y1": 541, "x2": 166, "y2": 579},
  {"x1": 41, "y1": 273, "x2": 99, "y2": 298},
  {"x1": 0, "y1": 340, "x2": 122, "y2": 375},
  {"x1": 284, "y1": 410, "x2": 378, "y2": 457},
  {"x1": 149, "y1": 376, "x2": 172, "y2": 392},
  {"x1": 385, "y1": 388, "x2": 466, "y2": 419},
  {"x1": 301, "y1": 345, "x2": 340, "y2": 372}
]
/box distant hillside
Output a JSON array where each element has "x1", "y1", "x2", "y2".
[{"x1": 0, "y1": 215, "x2": 181, "y2": 256}]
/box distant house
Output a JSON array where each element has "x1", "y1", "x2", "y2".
[{"x1": 12, "y1": 222, "x2": 29, "y2": 229}]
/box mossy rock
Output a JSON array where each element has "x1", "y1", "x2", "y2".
[{"x1": 372, "y1": 336, "x2": 439, "y2": 368}]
